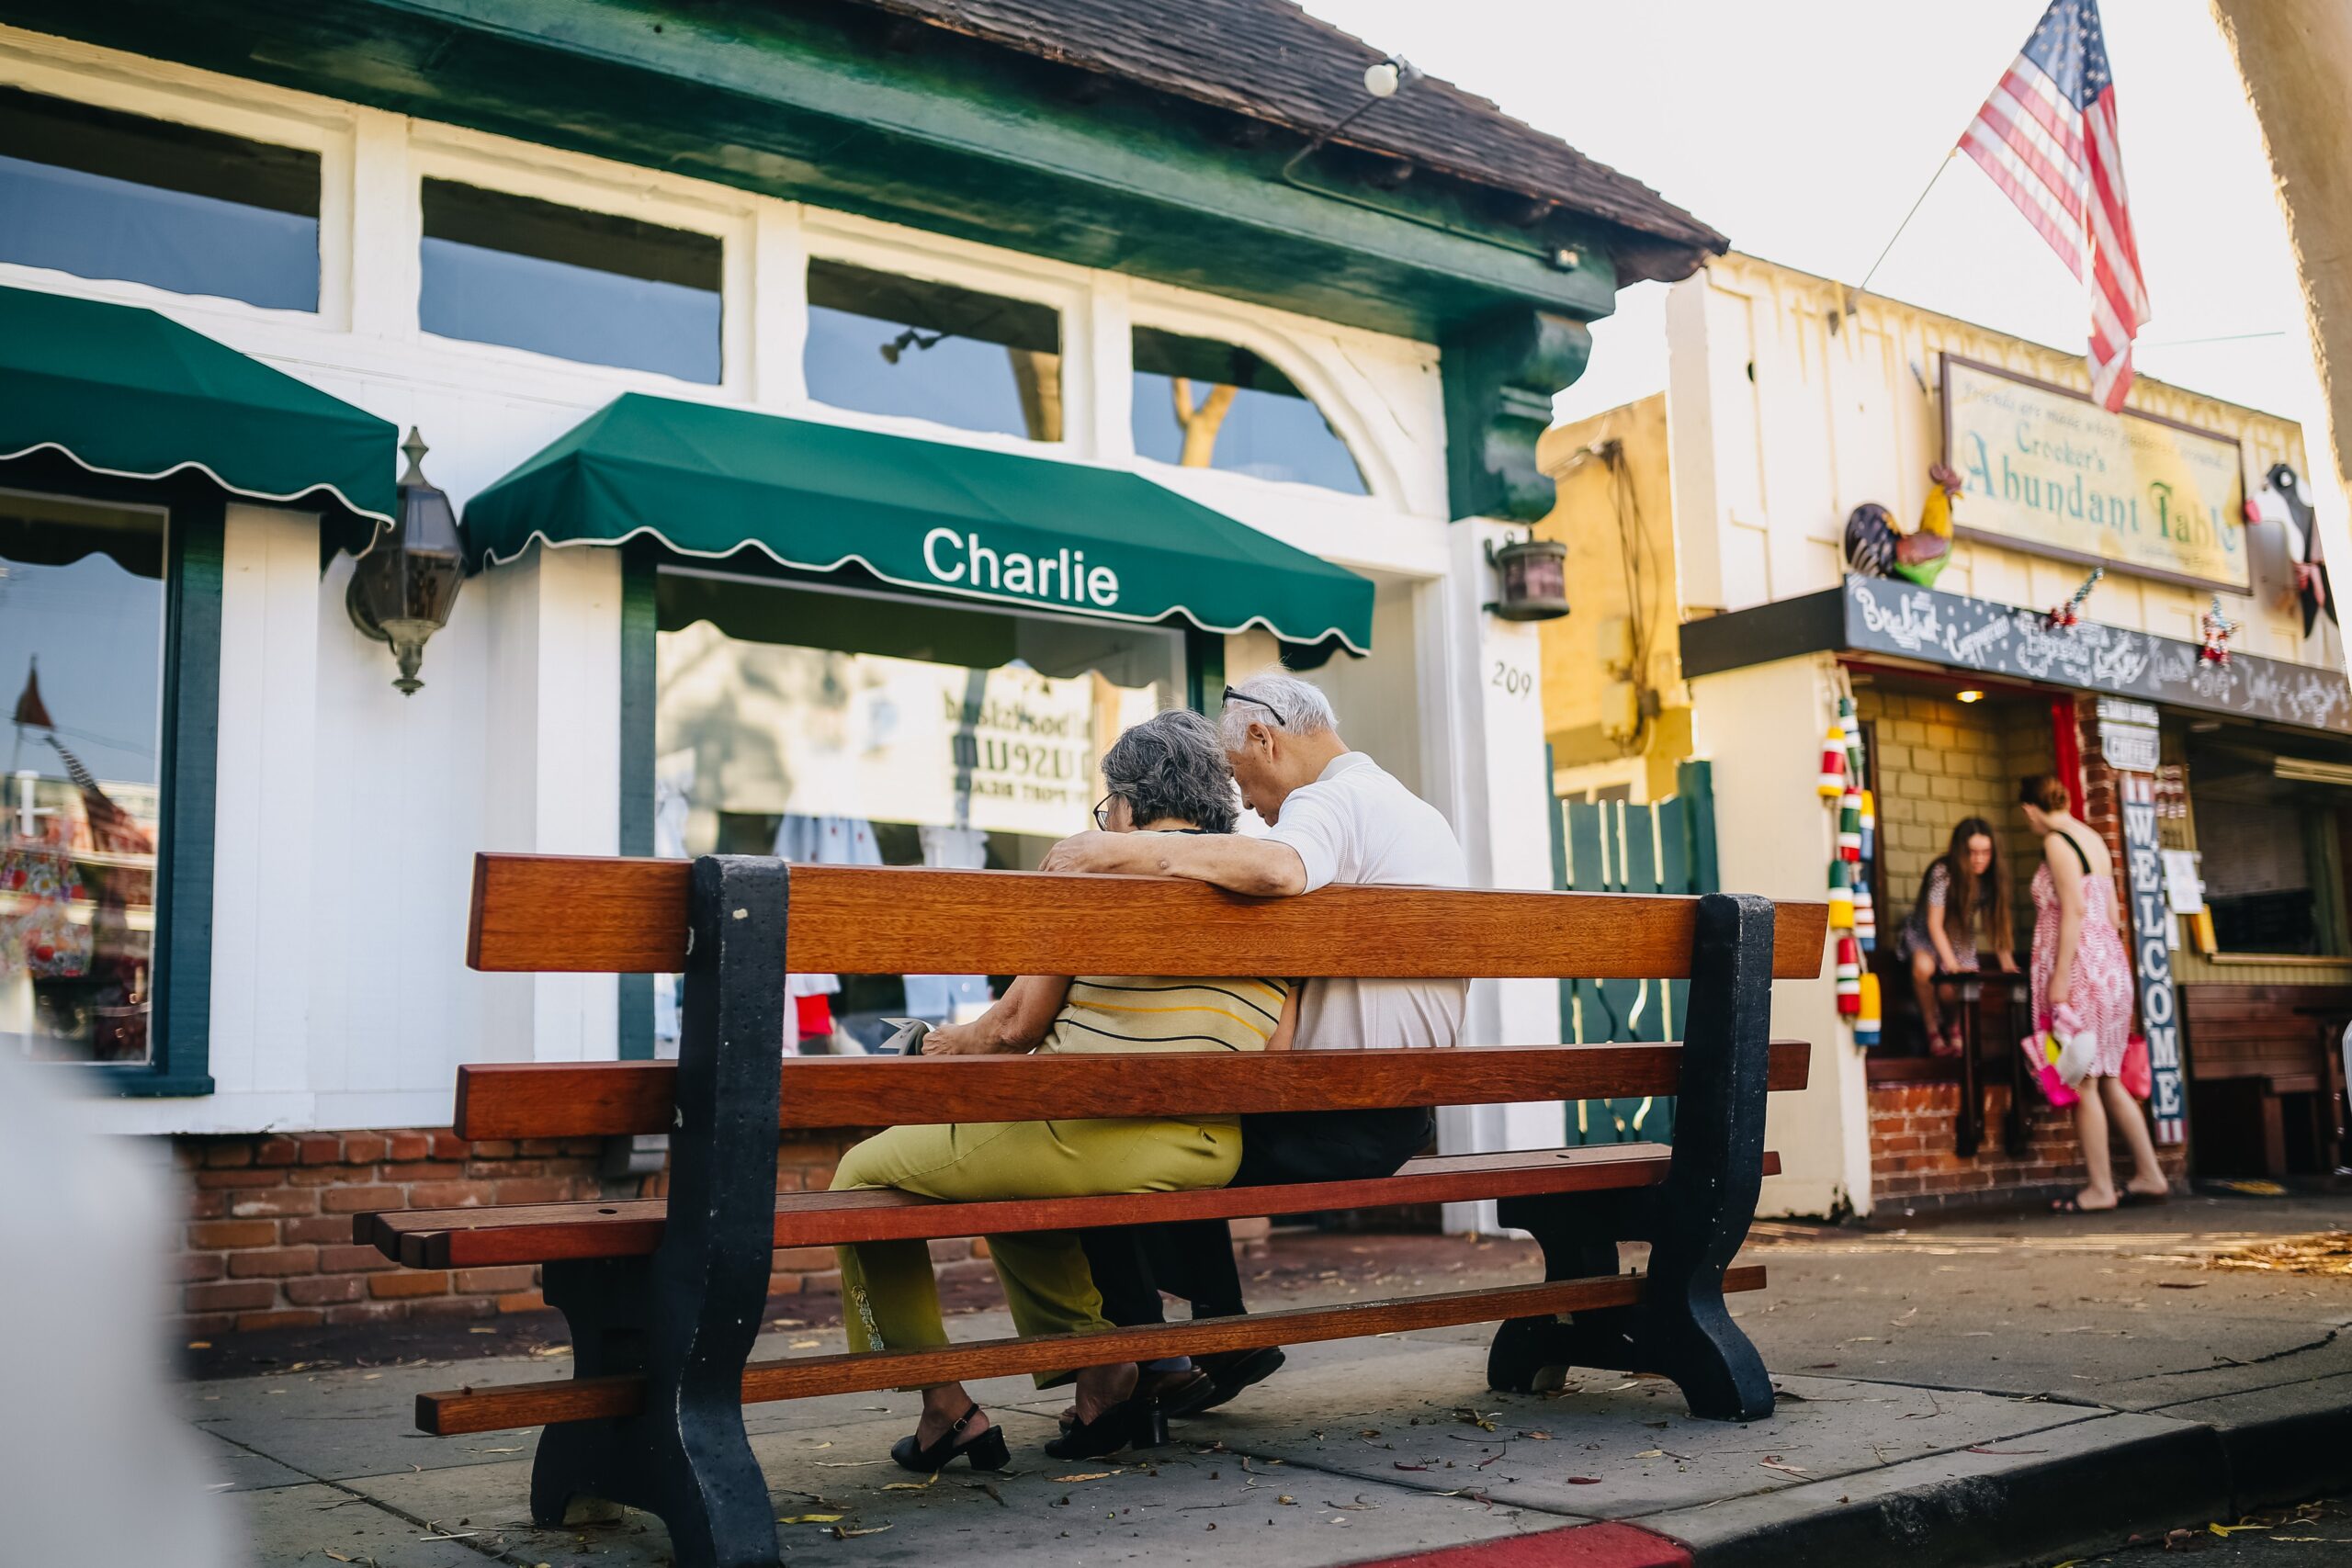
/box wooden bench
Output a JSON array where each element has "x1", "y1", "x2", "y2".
[{"x1": 362, "y1": 852, "x2": 1823, "y2": 1568}]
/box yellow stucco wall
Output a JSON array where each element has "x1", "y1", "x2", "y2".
[{"x1": 1534, "y1": 395, "x2": 1690, "y2": 800}]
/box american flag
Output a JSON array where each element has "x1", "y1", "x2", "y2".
[{"x1": 1960, "y1": 0, "x2": 2149, "y2": 411}]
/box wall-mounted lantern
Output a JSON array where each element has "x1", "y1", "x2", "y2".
[
  {"x1": 1484, "y1": 531, "x2": 1570, "y2": 621},
  {"x1": 347, "y1": 427, "x2": 465, "y2": 695}
]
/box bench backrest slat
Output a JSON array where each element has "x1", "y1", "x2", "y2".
[
  {"x1": 468, "y1": 854, "x2": 1828, "y2": 979},
  {"x1": 453, "y1": 1041, "x2": 1813, "y2": 1140}
]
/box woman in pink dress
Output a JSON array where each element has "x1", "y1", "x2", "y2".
[{"x1": 2019, "y1": 774, "x2": 2167, "y2": 1213}]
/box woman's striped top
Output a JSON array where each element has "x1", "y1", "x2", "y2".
[{"x1": 1039, "y1": 976, "x2": 1291, "y2": 1055}]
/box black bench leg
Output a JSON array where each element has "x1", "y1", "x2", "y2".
[
  {"x1": 1487, "y1": 1191, "x2": 1645, "y2": 1393},
  {"x1": 526, "y1": 856, "x2": 789, "y2": 1568},
  {"x1": 1641, "y1": 891, "x2": 1777, "y2": 1422}
]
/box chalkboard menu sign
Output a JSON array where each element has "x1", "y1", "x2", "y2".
[{"x1": 1843, "y1": 576, "x2": 2352, "y2": 734}]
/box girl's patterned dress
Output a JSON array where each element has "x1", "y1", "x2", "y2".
[{"x1": 2029, "y1": 829, "x2": 2135, "y2": 1077}]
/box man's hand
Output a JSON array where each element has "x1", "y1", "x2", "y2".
[{"x1": 1040, "y1": 830, "x2": 1136, "y2": 874}]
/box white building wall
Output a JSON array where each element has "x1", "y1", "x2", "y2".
[{"x1": 0, "y1": 26, "x2": 1557, "y2": 1135}]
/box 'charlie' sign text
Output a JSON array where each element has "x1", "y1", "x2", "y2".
[{"x1": 1942, "y1": 355, "x2": 2248, "y2": 593}]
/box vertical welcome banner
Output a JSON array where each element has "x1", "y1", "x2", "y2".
[{"x1": 2119, "y1": 771, "x2": 2187, "y2": 1142}]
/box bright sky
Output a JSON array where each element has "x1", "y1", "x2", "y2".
[{"x1": 1303, "y1": 0, "x2": 2337, "y2": 523}]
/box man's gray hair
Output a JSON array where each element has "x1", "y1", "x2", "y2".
[
  {"x1": 1101, "y1": 708, "x2": 1239, "y2": 834},
  {"x1": 1216, "y1": 671, "x2": 1339, "y2": 750}
]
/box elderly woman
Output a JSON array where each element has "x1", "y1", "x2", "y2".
[{"x1": 831, "y1": 708, "x2": 1297, "y2": 1473}]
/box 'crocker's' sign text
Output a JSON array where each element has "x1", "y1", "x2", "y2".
[{"x1": 923, "y1": 526, "x2": 1120, "y2": 608}]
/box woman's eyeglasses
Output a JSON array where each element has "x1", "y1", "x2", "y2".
[{"x1": 1092, "y1": 794, "x2": 1117, "y2": 830}]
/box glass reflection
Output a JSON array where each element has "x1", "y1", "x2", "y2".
[
  {"x1": 1132, "y1": 326, "x2": 1366, "y2": 494},
  {"x1": 805, "y1": 259, "x2": 1063, "y2": 441},
  {"x1": 0, "y1": 87, "x2": 319, "y2": 311},
  {"x1": 0, "y1": 492, "x2": 167, "y2": 1065}
]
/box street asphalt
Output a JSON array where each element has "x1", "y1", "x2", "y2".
[{"x1": 179, "y1": 1191, "x2": 2352, "y2": 1568}]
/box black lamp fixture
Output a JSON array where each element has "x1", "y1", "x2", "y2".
[
  {"x1": 1484, "y1": 531, "x2": 1570, "y2": 621},
  {"x1": 347, "y1": 427, "x2": 465, "y2": 695}
]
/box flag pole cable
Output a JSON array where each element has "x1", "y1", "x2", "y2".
[{"x1": 1838, "y1": 150, "x2": 1956, "y2": 329}]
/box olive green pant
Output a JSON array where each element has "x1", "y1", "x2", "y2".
[{"x1": 831, "y1": 1116, "x2": 1239, "y2": 1386}]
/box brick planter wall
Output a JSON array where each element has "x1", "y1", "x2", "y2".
[
  {"x1": 1868, "y1": 1081, "x2": 2190, "y2": 1213},
  {"x1": 173, "y1": 1128, "x2": 912, "y2": 1339}
]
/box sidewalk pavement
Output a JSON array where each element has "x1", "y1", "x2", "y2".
[{"x1": 189, "y1": 1193, "x2": 2352, "y2": 1568}]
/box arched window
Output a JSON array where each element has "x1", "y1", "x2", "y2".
[{"x1": 1131, "y1": 327, "x2": 1367, "y2": 495}]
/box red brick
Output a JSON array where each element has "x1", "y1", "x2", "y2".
[
  {"x1": 229, "y1": 1247, "x2": 318, "y2": 1279},
  {"x1": 767, "y1": 1273, "x2": 804, "y2": 1295},
  {"x1": 496, "y1": 1291, "x2": 547, "y2": 1314},
  {"x1": 559, "y1": 1138, "x2": 605, "y2": 1158},
  {"x1": 185, "y1": 1190, "x2": 227, "y2": 1219},
  {"x1": 187, "y1": 1219, "x2": 277, "y2": 1250},
  {"x1": 286, "y1": 1274, "x2": 370, "y2": 1306},
  {"x1": 405, "y1": 1295, "x2": 494, "y2": 1320},
  {"x1": 196, "y1": 1168, "x2": 278, "y2": 1190},
  {"x1": 469, "y1": 1139, "x2": 517, "y2": 1159},
  {"x1": 323, "y1": 1302, "x2": 404, "y2": 1325},
  {"x1": 186, "y1": 1280, "x2": 277, "y2": 1312},
  {"x1": 494, "y1": 1178, "x2": 576, "y2": 1205},
  {"x1": 371, "y1": 1269, "x2": 451, "y2": 1299},
  {"x1": 771, "y1": 1247, "x2": 834, "y2": 1271},
  {"x1": 285, "y1": 1166, "x2": 348, "y2": 1187},
  {"x1": 283, "y1": 1216, "x2": 352, "y2": 1246},
  {"x1": 318, "y1": 1245, "x2": 397, "y2": 1274},
  {"x1": 381, "y1": 1162, "x2": 456, "y2": 1183},
  {"x1": 236, "y1": 1309, "x2": 322, "y2": 1333},
  {"x1": 321, "y1": 1184, "x2": 405, "y2": 1214},
  {"x1": 386, "y1": 1133, "x2": 433, "y2": 1161},
  {"x1": 177, "y1": 1314, "x2": 236, "y2": 1339},
  {"x1": 205, "y1": 1143, "x2": 255, "y2": 1169},
  {"x1": 171, "y1": 1141, "x2": 203, "y2": 1170},
  {"x1": 455, "y1": 1267, "x2": 537, "y2": 1294},
  {"x1": 405, "y1": 1180, "x2": 497, "y2": 1209},
  {"x1": 797, "y1": 1271, "x2": 841, "y2": 1296},
  {"x1": 171, "y1": 1253, "x2": 228, "y2": 1282},
  {"x1": 254, "y1": 1136, "x2": 300, "y2": 1168},
  {"x1": 432, "y1": 1133, "x2": 471, "y2": 1159},
  {"x1": 469, "y1": 1158, "x2": 543, "y2": 1179},
  {"x1": 297, "y1": 1135, "x2": 345, "y2": 1166},
  {"x1": 228, "y1": 1189, "x2": 318, "y2": 1219},
  {"x1": 340, "y1": 1134, "x2": 388, "y2": 1165}
]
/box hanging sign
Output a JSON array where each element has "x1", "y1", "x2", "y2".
[
  {"x1": 2119, "y1": 772, "x2": 2188, "y2": 1144},
  {"x1": 1942, "y1": 355, "x2": 2249, "y2": 593}
]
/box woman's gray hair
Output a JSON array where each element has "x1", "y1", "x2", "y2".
[
  {"x1": 1101, "y1": 708, "x2": 1239, "y2": 833},
  {"x1": 1216, "y1": 671, "x2": 1338, "y2": 750}
]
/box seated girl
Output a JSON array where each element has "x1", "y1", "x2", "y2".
[
  {"x1": 830, "y1": 707, "x2": 1296, "y2": 1472},
  {"x1": 1894, "y1": 816, "x2": 2018, "y2": 1055}
]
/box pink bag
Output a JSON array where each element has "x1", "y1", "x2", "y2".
[
  {"x1": 2120, "y1": 1033, "x2": 2152, "y2": 1101},
  {"x1": 2022, "y1": 1032, "x2": 2080, "y2": 1109}
]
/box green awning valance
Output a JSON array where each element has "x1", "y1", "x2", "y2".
[
  {"x1": 0, "y1": 285, "x2": 398, "y2": 525},
  {"x1": 465, "y1": 393, "x2": 1375, "y2": 653}
]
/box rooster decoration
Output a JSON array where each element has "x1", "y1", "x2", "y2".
[
  {"x1": 2245, "y1": 463, "x2": 2335, "y2": 637},
  {"x1": 1844, "y1": 464, "x2": 1962, "y2": 588}
]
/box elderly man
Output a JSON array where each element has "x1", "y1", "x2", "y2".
[{"x1": 1040, "y1": 671, "x2": 1467, "y2": 1412}]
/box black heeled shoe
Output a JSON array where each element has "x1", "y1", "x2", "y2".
[
  {"x1": 1043, "y1": 1391, "x2": 1169, "y2": 1461},
  {"x1": 890, "y1": 1405, "x2": 1011, "y2": 1473}
]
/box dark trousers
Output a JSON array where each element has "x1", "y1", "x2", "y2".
[{"x1": 1081, "y1": 1107, "x2": 1434, "y2": 1328}]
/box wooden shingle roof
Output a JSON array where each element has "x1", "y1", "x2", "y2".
[{"x1": 841, "y1": 0, "x2": 1727, "y2": 264}]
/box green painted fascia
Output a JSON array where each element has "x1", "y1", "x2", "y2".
[{"x1": 0, "y1": 0, "x2": 1627, "y2": 339}]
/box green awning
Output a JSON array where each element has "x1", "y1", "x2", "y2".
[
  {"x1": 0, "y1": 285, "x2": 397, "y2": 525},
  {"x1": 465, "y1": 393, "x2": 1375, "y2": 652}
]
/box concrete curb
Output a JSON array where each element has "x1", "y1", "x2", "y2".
[{"x1": 1341, "y1": 1521, "x2": 1692, "y2": 1568}]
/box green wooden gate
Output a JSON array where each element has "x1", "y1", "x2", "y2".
[{"x1": 1548, "y1": 760, "x2": 1720, "y2": 1146}]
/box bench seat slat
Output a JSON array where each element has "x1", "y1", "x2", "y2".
[
  {"x1": 469, "y1": 854, "x2": 1829, "y2": 980},
  {"x1": 367, "y1": 1145, "x2": 1787, "y2": 1269},
  {"x1": 417, "y1": 1263, "x2": 1767, "y2": 1436},
  {"x1": 453, "y1": 1041, "x2": 1813, "y2": 1141}
]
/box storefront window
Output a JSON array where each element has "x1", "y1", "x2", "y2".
[
  {"x1": 420, "y1": 179, "x2": 723, "y2": 382},
  {"x1": 653, "y1": 570, "x2": 1182, "y2": 1052},
  {"x1": 2186, "y1": 747, "x2": 2352, "y2": 956},
  {"x1": 0, "y1": 491, "x2": 167, "y2": 1064},
  {"x1": 1131, "y1": 326, "x2": 1366, "y2": 494},
  {"x1": 0, "y1": 86, "x2": 319, "y2": 310},
  {"x1": 804, "y1": 259, "x2": 1063, "y2": 441}
]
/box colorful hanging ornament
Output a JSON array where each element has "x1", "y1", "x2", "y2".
[
  {"x1": 2046, "y1": 565, "x2": 2105, "y2": 629},
  {"x1": 1839, "y1": 694, "x2": 1862, "y2": 773},
  {"x1": 1854, "y1": 970, "x2": 1882, "y2": 1045},
  {"x1": 1835, "y1": 934, "x2": 1862, "y2": 1015},
  {"x1": 1816, "y1": 725, "x2": 1849, "y2": 797},
  {"x1": 1858, "y1": 789, "x2": 1878, "y2": 863},
  {"x1": 1827, "y1": 859, "x2": 1855, "y2": 930},
  {"x1": 2199, "y1": 595, "x2": 2236, "y2": 665},
  {"x1": 1838, "y1": 786, "x2": 1863, "y2": 862},
  {"x1": 1854, "y1": 879, "x2": 1876, "y2": 951}
]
